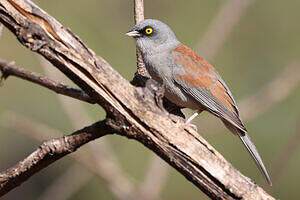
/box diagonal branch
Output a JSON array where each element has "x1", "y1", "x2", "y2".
[
  {"x1": 0, "y1": 119, "x2": 114, "y2": 196},
  {"x1": 0, "y1": 1, "x2": 274, "y2": 199},
  {"x1": 0, "y1": 58, "x2": 95, "y2": 104},
  {"x1": 1, "y1": 111, "x2": 135, "y2": 200}
]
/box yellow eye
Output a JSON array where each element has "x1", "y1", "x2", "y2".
[{"x1": 145, "y1": 27, "x2": 153, "y2": 35}]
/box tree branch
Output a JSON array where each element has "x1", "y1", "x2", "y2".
[
  {"x1": 2, "y1": 111, "x2": 135, "y2": 200},
  {"x1": 0, "y1": 1, "x2": 274, "y2": 199},
  {"x1": 0, "y1": 120, "x2": 114, "y2": 196},
  {"x1": 133, "y1": 0, "x2": 147, "y2": 77},
  {"x1": 0, "y1": 58, "x2": 95, "y2": 104}
]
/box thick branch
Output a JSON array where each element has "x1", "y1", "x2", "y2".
[
  {"x1": 0, "y1": 58, "x2": 95, "y2": 104},
  {"x1": 0, "y1": 1, "x2": 274, "y2": 199},
  {"x1": 0, "y1": 120, "x2": 114, "y2": 196}
]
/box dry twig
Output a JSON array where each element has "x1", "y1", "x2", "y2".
[
  {"x1": 2, "y1": 111, "x2": 135, "y2": 200},
  {"x1": 0, "y1": 118, "x2": 113, "y2": 196},
  {"x1": 133, "y1": 0, "x2": 147, "y2": 76},
  {"x1": 0, "y1": 58, "x2": 95, "y2": 104}
]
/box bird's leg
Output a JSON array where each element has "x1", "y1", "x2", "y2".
[
  {"x1": 183, "y1": 110, "x2": 203, "y2": 132},
  {"x1": 185, "y1": 110, "x2": 203, "y2": 125}
]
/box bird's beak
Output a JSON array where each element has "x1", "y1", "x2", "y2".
[{"x1": 126, "y1": 30, "x2": 140, "y2": 38}]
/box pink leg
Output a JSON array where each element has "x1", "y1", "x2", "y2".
[{"x1": 185, "y1": 110, "x2": 203, "y2": 125}]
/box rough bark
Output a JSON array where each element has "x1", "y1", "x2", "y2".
[{"x1": 0, "y1": 0, "x2": 275, "y2": 199}]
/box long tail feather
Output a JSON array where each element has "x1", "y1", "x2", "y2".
[{"x1": 239, "y1": 133, "x2": 272, "y2": 186}]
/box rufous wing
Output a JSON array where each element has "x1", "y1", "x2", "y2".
[{"x1": 172, "y1": 44, "x2": 246, "y2": 133}]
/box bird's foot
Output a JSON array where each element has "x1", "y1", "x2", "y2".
[
  {"x1": 183, "y1": 111, "x2": 203, "y2": 132},
  {"x1": 184, "y1": 123, "x2": 198, "y2": 132},
  {"x1": 168, "y1": 113, "x2": 198, "y2": 132},
  {"x1": 169, "y1": 113, "x2": 185, "y2": 124}
]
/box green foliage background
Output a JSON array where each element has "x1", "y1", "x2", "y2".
[{"x1": 0, "y1": 0, "x2": 299, "y2": 199}]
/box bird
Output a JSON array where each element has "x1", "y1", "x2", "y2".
[{"x1": 126, "y1": 19, "x2": 271, "y2": 185}]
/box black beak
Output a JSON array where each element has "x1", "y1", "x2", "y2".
[{"x1": 126, "y1": 30, "x2": 140, "y2": 38}]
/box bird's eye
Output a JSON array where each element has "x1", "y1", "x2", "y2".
[{"x1": 145, "y1": 27, "x2": 153, "y2": 35}]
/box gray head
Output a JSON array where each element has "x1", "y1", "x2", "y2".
[{"x1": 126, "y1": 19, "x2": 180, "y2": 56}]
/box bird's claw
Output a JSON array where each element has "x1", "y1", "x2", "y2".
[{"x1": 184, "y1": 123, "x2": 198, "y2": 132}]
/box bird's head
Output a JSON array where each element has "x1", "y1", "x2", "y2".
[{"x1": 126, "y1": 19, "x2": 179, "y2": 55}]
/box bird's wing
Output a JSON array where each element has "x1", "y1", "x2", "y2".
[{"x1": 172, "y1": 44, "x2": 246, "y2": 133}]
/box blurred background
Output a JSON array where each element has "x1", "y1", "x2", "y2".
[{"x1": 0, "y1": 0, "x2": 299, "y2": 199}]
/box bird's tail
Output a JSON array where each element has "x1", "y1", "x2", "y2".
[{"x1": 238, "y1": 132, "x2": 272, "y2": 186}]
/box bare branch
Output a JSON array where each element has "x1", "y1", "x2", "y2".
[
  {"x1": 1, "y1": 111, "x2": 135, "y2": 200},
  {"x1": 0, "y1": 1, "x2": 274, "y2": 199},
  {"x1": 133, "y1": 0, "x2": 147, "y2": 77},
  {"x1": 0, "y1": 58, "x2": 95, "y2": 104},
  {"x1": 0, "y1": 119, "x2": 113, "y2": 196},
  {"x1": 195, "y1": 0, "x2": 256, "y2": 60}
]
